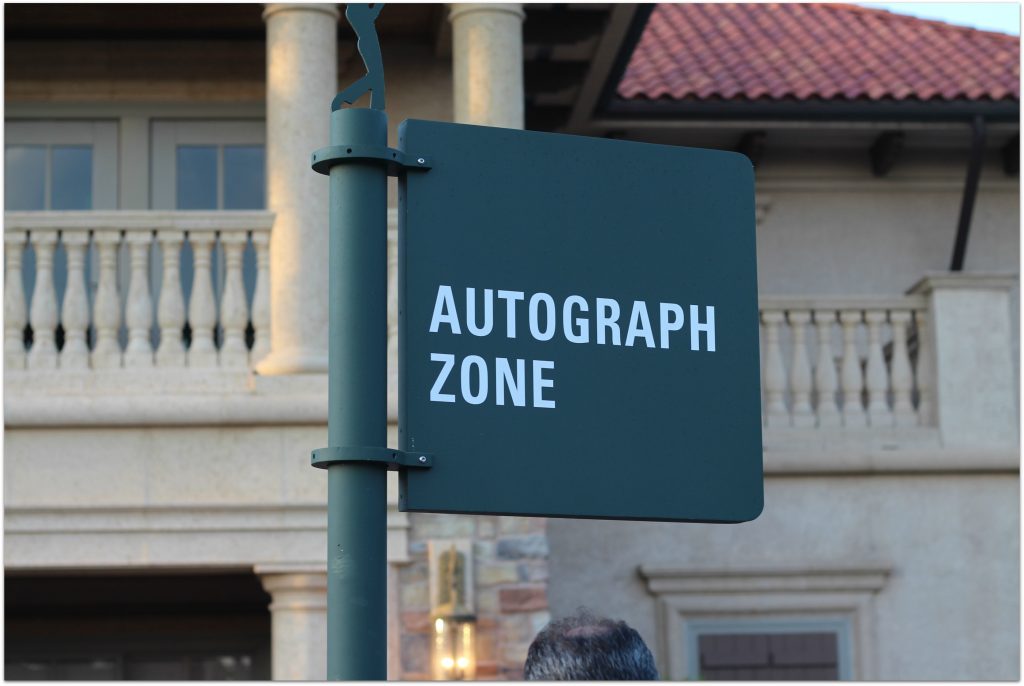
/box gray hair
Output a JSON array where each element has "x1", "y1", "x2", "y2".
[{"x1": 524, "y1": 610, "x2": 659, "y2": 680}]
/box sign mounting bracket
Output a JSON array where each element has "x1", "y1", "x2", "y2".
[
  {"x1": 311, "y1": 144, "x2": 432, "y2": 177},
  {"x1": 311, "y1": 445, "x2": 434, "y2": 471}
]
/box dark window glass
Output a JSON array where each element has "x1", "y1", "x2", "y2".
[
  {"x1": 698, "y1": 632, "x2": 840, "y2": 680},
  {"x1": 63, "y1": 658, "x2": 118, "y2": 680},
  {"x1": 51, "y1": 146, "x2": 93, "y2": 210},
  {"x1": 5, "y1": 573, "x2": 271, "y2": 681},
  {"x1": 5, "y1": 146, "x2": 46, "y2": 210},
  {"x1": 223, "y1": 146, "x2": 265, "y2": 209},
  {"x1": 177, "y1": 146, "x2": 218, "y2": 209}
]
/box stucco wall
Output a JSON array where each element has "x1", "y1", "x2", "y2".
[{"x1": 547, "y1": 473, "x2": 1019, "y2": 680}]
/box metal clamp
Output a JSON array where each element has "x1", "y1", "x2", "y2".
[
  {"x1": 311, "y1": 446, "x2": 433, "y2": 470},
  {"x1": 311, "y1": 144, "x2": 432, "y2": 177}
]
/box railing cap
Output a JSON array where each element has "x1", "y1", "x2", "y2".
[
  {"x1": 907, "y1": 272, "x2": 1019, "y2": 296},
  {"x1": 4, "y1": 210, "x2": 275, "y2": 233}
]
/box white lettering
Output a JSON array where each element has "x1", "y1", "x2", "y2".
[
  {"x1": 465, "y1": 287, "x2": 494, "y2": 336},
  {"x1": 429, "y1": 353, "x2": 456, "y2": 402},
  {"x1": 429, "y1": 285, "x2": 461, "y2": 335},
  {"x1": 595, "y1": 297, "x2": 621, "y2": 345},
  {"x1": 495, "y1": 357, "x2": 526, "y2": 407},
  {"x1": 625, "y1": 300, "x2": 656, "y2": 348},
  {"x1": 528, "y1": 293, "x2": 556, "y2": 341},
  {"x1": 690, "y1": 305, "x2": 716, "y2": 351},
  {"x1": 563, "y1": 295, "x2": 589, "y2": 344},
  {"x1": 659, "y1": 303, "x2": 685, "y2": 349},
  {"x1": 461, "y1": 355, "x2": 488, "y2": 405},
  {"x1": 497, "y1": 290, "x2": 524, "y2": 339},
  {"x1": 533, "y1": 359, "x2": 556, "y2": 409}
]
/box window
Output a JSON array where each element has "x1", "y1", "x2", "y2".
[
  {"x1": 5, "y1": 573, "x2": 271, "y2": 681},
  {"x1": 638, "y1": 565, "x2": 890, "y2": 680},
  {"x1": 4, "y1": 121, "x2": 118, "y2": 210},
  {"x1": 151, "y1": 120, "x2": 265, "y2": 210},
  {"x1": 150, "y1": 120, "x2": 266, "y2": 349},
  {"x1": 688, "y1": 619, "x2": 852, "y2": 680}
]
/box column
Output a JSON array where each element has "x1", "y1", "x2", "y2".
[
  {"x1": 449, "y1": 4, "x2": 525, "y2": 129},
  {"x1": 909, "y1": 274, "x2": 1018, "y2": 449},
  {"x1": 257, "y1": 566, "x2": 328, "y2": 681},
  {"x1": 257, "y1": 3, "x2": 338, "y2": 375}
]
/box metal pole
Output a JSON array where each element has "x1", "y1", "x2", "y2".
[{"x1": 326, "y1": 106, "x2": 389, "y2": 680}]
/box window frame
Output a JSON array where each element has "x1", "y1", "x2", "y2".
[
  {"x1": 4, "y1": 119, "x2": 119, "y2": 210},
  {"x1": 150, "y1": 119, "x2": 266, "y2": 211},
  {"x1": 638, "y1": 565, "x2": 890, "y2": 680}
]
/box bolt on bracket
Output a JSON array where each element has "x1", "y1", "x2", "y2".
[
  {"x1": 311, "y1": 446, "x2": 434, "y2": 470},
  {"x1": 311, "y1": 144, "x2": 432, "y2": 177}
]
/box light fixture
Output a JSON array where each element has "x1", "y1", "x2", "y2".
[{"x1": 429, "y1": 540, "x2": 476, "y2": 680}]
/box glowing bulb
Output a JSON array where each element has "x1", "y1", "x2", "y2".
[
  {"x1": 456, "y1": 657, "x2": 469, "y2": 669},
  {"x1": 441, "y1": 657, "x2": 455, "y2": 670},
  {"x1": 435, "y1": 618, "x2": 446, "y2": 634}
]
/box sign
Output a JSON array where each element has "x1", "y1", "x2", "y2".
[{"x1": 397, "y1": 119, "x2": 762, "y2": 523}]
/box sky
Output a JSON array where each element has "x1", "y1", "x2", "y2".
[{"x1": 859, "y1": 2, "x2": 1020, "y2": 35}]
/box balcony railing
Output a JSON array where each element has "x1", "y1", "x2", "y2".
[
  {"x1": 5, "y1": 213, "x2": 1008, "y2": 445},
  {"x1": 759, "y1": 296, "x2": 931, "y2": 428},
  {"x1": 4, "y1": 211, "x2": 274, "y2": 371}
]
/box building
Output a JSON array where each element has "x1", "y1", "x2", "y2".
[{"x1": 4, "y1": 2, "x2": 1019, "y2": 680}]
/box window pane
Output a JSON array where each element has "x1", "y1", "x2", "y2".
[
  {"x1": 176, "y1": 146, "x2": 217, "y2": 209},
  {"x1": 698, "y1": 632, "x2": 840, "y2": 681},
  {"x1": 5, "y1": 660, "x2": 53, "y2": 680},
  {"x1": 124, "y1": 657, "x2": 189, "y2": 680},
  {"x1": 63, "y1": 658, "x2": 118, "y2": 680},
  {"x1": 51, "y1": 146, "x2": 93, "y2": 210},
  {"x1": 223, "y1": 145, "x2": 265, "y2": 209},
  {"x1": 5, "y1": 146, "x2": 46, "y2": 210}
]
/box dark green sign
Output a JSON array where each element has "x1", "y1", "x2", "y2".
[{"x1": 397, "y1": 120, "x2": 762, "y2": 523}]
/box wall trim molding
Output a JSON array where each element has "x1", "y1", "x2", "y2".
[
  {"x1": 638, "y1": 564, "x2": 892, "y2": 680},
  {"x1": 5, "y1": 503, "x2": 411, "y2": 568}
]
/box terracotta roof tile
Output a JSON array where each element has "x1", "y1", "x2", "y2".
[{"x1": 618, "y1": 3, "x2": 1020, "y2": 102}]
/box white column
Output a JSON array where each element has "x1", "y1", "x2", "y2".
[
  {"x1": 449, "y1": 3, "x2": 525, "y2": 129},
  {"x1": 909, "y1": 274, "x2": 1018, "y2": 449},
  {"x1": 257, "y1": 566, "x2": 327, "y2": 681},
  {"x1": 257, "y1": 3, "x2": 338, "y2": 376}
]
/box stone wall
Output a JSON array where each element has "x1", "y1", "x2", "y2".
[{"x1": 398, "y1": 514, "x2": 550, "y2": 680}]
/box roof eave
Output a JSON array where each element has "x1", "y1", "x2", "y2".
[{"x1": 604, "y1": 97, "x2": 1020, "y2": 124}]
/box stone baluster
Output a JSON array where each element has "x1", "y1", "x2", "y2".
[
  {"x1": 4, "y1": 230, "x2": 28, "y2": 370},
  {"x1": 27, "y1": 230, "x2": 59, "y2": 370},
  {"x1": 91, "y1": 230, "x2": 123, "y2": 368},
  {"x1": 60, "y1": 232, "x2": 91, "y2": 369},
  {"x1": 250, "y1": 231, "x2": 271, "y2": 365},
  {"x1": 123, "y1": 232, "x2": 155, "y2": 368},
  {"x1": 219, "y1": 232, "x2": 249, "y2": 367},
  {"x1": 839, "y1": 310, "x2": 867, "y2": 428},
  {"x1": 787, "y1": 310, "x2": 814, "y2": 428},
  {"x1": 864, "y1": 309, "x2": 892, "y2": 426},
  {"x1": 155, "y1": 230, "x2": 186, "y2": 367},
  {"x1": 889, "y1": 310, "x2": 916, "y2": 426},
  {"x1": 813, "y1": 308, "x2": 841, "y2": 428},
  {"x1": 761, "y1": 310, "x2": 788, "y2": 427},
  {"x1": 913, "y1": 309, "x2": 933, "y2": 426},
  {"x1": 188, "y1": 232, "x2": 218, "y2": 367}
]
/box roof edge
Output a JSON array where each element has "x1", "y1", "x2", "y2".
[{"x1": 604, "y1": 97, "x2": 1021, "y2": 123}]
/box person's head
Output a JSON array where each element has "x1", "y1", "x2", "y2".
[{"x1": 524, "y1": 610, "x2": 659, "y2": 680}]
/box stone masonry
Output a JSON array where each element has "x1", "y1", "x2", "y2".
[{"x1": 398, "y1": 513, "x2": 550, "y2": 680}]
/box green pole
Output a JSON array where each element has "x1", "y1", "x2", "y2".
[{"x1": 326, "y1": 106, "x2": 389, "y2": 680}]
